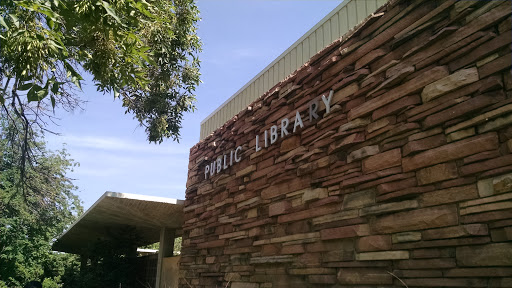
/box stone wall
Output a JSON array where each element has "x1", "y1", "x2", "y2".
[{"x1": 181, "y1": 0, "x2": 512, "y2": 287}]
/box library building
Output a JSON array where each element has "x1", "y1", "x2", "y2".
[{"x1": 55, "y1": 0, "x2": 512, "y2": 287}]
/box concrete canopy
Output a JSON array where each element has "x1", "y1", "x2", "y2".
[{"x1": 53, "y1": 192, "x2": 184, "y2": 254}]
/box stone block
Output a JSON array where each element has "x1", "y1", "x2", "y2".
[
  {"x1": 338, "y1": 117, "x2": 371, "y2": 133},
  {"x1": 236, "y1": 165, "x2": 256, "y2": 177},
  {"x1": 312, "y1": 209, "x2": 359, "y2": 225},
  {"x1": 491, "y1": 226, "x2": 512, "y2": 242},
  {"x1": 356, "y1": 251, "x2": 409, "y2": 261},
  {"x1": 419, "y1": 185, "x2": 478, "y2": 207},
  {"x1": 348, "y1": 66, "x2": 449, "y2": 120},
  {"x1": 362, "y1": 148, "x2": 402, "y2": 173},
  {"x1": 411, "y1": 247, "x2": 455, "y2": 259},
  {"x1": 302, "y1": 188, "x2": 328, "y2": 202},
  {"x1": 269, "y1": 201, "x2": 292, "y2": 217},
  {"x1": 422, "y1": 224, "x2": 488, "y2": 240},
  {"x1": 478, "y1": 113, "x2": 512, "y2": 133},
  {"x1": 447, "y1": 127, "x2": 475, "y2": 142},
  {"x1": 288, "y1": 268, "x2": 336, "y2": 275},
  {"x1": 416, "y1": 162, "x2": 458, "y2": 185},
  {"x1": 398, "y1": 258, "x2": 456, "y2": 269},
  {"x1": 332, "y1": 82, "x2": 359, "y2": 104},
  {"x1": 356, "y1": 235, "x2": 392, "y2": 252},
  {"x1": 347, "y1": 145, "x2": 380, "y2": 163},
  {"x1": 372, "y1": 205, "x2": 458, "y2": 234},
  {"x1": 280, "y1": 135, "x2": 300, "y2": 153},
  {"x1": 392, "y1": 232, "x2": 422, "y2": 243},
  {"x1": 320, "y1": 224, "x2": 370, "y2": 240},
  {"x1": 337, "y1": 268, "x2": 392, "y2": 285},
  {"x1": 377, "y1": 178, "x2": 417, "y2": 194},
  {"x1": 403, "y1": 133, "x2": 499, "y2": 172},
  {"x1": 308, "y1": 275, "x2": 337, "y2": 284},
  {"x1": 446, "y1": 104, "x2": 512, "y2": 134},
  {"x1": 367, "y1": 116, "x2": 396, "y2": 134},
  {"x1": 457, "y1": 243, "x2": 512, "y2": 266},
  {"x1": 403, "y1": 134, "x2": 447, "y2": 156},
  {"x1": 360, "y1": 200, "x2": 418, "y2": 216},
  {"x1": 421, "y1": 68, "x2": 479, "y2": 102},
  {"x1": 342, "y1": 189, "x2": 375, "y2": 209}
]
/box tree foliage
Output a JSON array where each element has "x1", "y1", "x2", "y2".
[
  {"x1": 0, "y1": 0, "x2": 201, "y2": 160},
  {"x1": 0, "y1": 115, "x2": 83, "y2": 287}
]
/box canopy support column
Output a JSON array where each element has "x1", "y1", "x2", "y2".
[{"x1": 155, "y1": 227, "x2": 175, "y2": 288}]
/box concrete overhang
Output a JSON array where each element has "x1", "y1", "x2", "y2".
[{"x1": 53, "y1": 192, "x2": 184, "y2": 254}]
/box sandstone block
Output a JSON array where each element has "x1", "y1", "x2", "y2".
[
  {"x1": 416, "y1": 162, "x2": 458, "y2": 185},
  {"x1": 372, "y1": 205, "x2": 458, "y2": 234},
  {"x1": 348, "y1": 66, "x2": 449, "y2": 120},
  {"x1": 402, "y1": 133, "x2": 499, "y2": 172},
  {"x1": 457, "y1": 243, "x2": 512, "y2": 266},
  {"x1": 422, "y1": 224, "x2": 488, "y2": 240},
  {"x1": 362, "y1": 148, "x2": 401, "y2": 173},
  {"x1": 478, "y1": 113, "x2": 512, "y2": 133},
  {"x1": 347, "y1": 145, "x2": 380, "y2": 163},
  {"x1": 360, "y1": 200, "x2": 418, "y2": 216},
  {"x1": 312, "y1": 209, "x2": 359, "y2": 225},
  {"x1": 403, "y1": 134, "x2": 447, "y2": 156},
  {"x1": 421, "y1": 68, "x2": 479, "y2": 102},
  {"x1": 356, "y1": 235, "x2": 392, "y2": 252},
  {"x1": 236, "y1": 165, "x2": 256, "y2": 177},
  {"x1": 392, "y1": 232, "x2": 421, "y2": 243},
  {"x1": 419, "y1": 185, "x2": 478, "y2": 207},
  {"x1": 269, "y1": 201, "x2": 292, "y2": 217},
  {"x1": 342, "y1": 189, "x2": 375, "y2": 209},
  {"x1": 320, "y1": 224, "x2": 370, "y2": 240},
  {"x1": 302, "y1": 188, "x2": 328, "y2": 202},
  {"x1": 447, "y1": 127, "x2": 475, "y2": 142},
  {"x1": 367, "y1": 116, "x2": 396, "y2": 133},
  {"x1": 337, "y1": 268, "x2": 392, "y2": 285},
  {"x1": 308, "y1": 275, "x2": 337, "y2": 284},
  {"x1": 288, "y1": 268, "x2": 336, "y2": 275},
  {"x1": 398, "y1": 258, "x2": 456, "y2": 269},
  {"x1": 280, "y1": 135, "x2": 300, "y2": 153},
  {"x1": 356, "y1": 250, "x2": 409, "y2": 261},
  {"x1": 339, "y1": 117, "x2": 371, "y2": 133}
]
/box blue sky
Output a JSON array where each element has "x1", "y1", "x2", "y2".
[{"x1": 46, "y1": 1, "x2": 341, "y2": 210}]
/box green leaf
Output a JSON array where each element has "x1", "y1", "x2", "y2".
[
  {"x1": 0, "y1": 15, "x2": 8, "y2": 30},
  {"x1": 27, "y1": 84, "x2": 47, "y2": 102},
  {"x1": 101, "y1": 1, "x2": 123, "y2": 25},
  {"x1": 51, "y1": 82, "x2": 59, "y2": 94},
  {"x1": 113, "y1": 86, "x2": 120, "y2": 99},
  {"x1": 8, "y1": 14, "x2": 19, "y2": 28},
  {"x1": 18, "y1": 83, "x2": 33, "y2": 91},
  {"x1": 50, "y1": 95, "x2": 56, "y2": 110}
]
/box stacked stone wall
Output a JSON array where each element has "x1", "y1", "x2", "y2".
[{"x1": 182, "y1": 0, "x2": 512, "y2": 287}]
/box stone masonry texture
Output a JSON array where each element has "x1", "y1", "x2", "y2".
[{"x1": 181, "y1": 0, "x2": 512, "y2": 287}]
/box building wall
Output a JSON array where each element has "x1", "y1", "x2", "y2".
[
  {"x1": 182, "y1": 0, "x2": 512, "y2": 287},
  {"x1": 200, "y1": 0, "x2": 388, "y2": 140}
]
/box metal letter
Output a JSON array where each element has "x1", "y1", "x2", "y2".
[
  {"x1": 309, "y1": 99, "x2": 319, "y2": 122},
  {"x1": 235, "y1": 146, "x2": 242, "y2": 162},
  {"x1": 321, "y1": 90, "x2": 333, "y2": 115},
  {"x1": 210, "y1": 161, "x2": 215, "y2": 177},
  {"x1": 204, "y1": 165, "x2": 210, "y2": 179},
  {"x1": 281, "y1": 118, "x2": 289, "y2": 138},
  {"x1": 270, "y1": 125, "x2": 278, "y2": 144},
  {"x1": 255, "y1": 135, "x2": 262, "y2": 152},
  {"x1": 293, "y1": 110, "x2": 304, "y2": 133},
  {"x1": 223, "y1": 154, "x2": 228, "y2": 169},
  {"x1": 216, "y1": 157, "x2": 222, "y2": 173},
  {"x1": 264, "y1": 130, "x2": 269, "y2": 148}
]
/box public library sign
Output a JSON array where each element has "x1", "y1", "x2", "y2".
[{"x1": 204, "y1": 90, "x2": 334, "y2": 180}]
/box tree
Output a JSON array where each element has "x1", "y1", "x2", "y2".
[
  {"x1": 0, "y1": 0, "x2": 201, "y2": 180},
  {"x1": 0, "y1": 115, "x2": 83, "y2": 287}
]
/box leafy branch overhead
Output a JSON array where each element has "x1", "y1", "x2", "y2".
[{"x1": 0, "y1": 0, "x2": 201, "y2": 143}]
